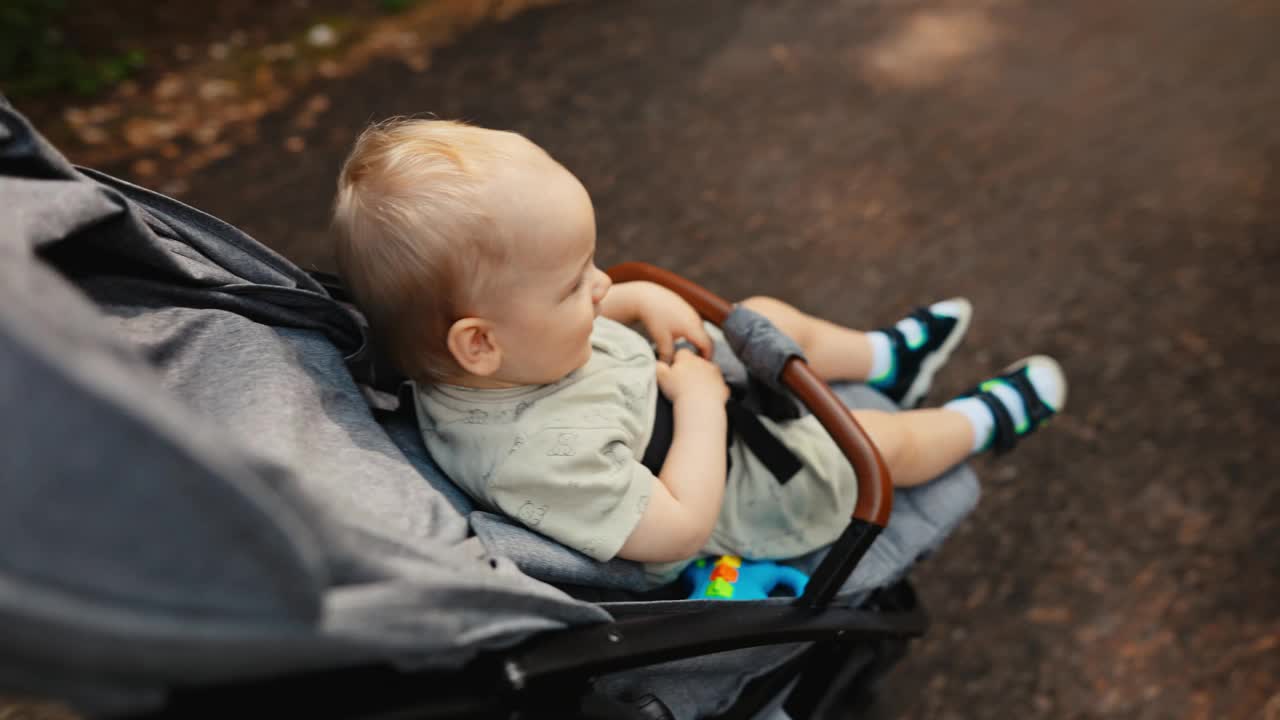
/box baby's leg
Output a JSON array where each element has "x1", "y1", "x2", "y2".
[
  {"x1": 853, "y1": 408, "x2": 975, "y2": 487},
  {"x1": 858, "y1": 355, "x2": 1069, "y2": 486},
  {"x1": 739, "y1": 295, "x2": 972, "y2": 407},
  {"x1": 739, "y1": 296, "x2": 875, "y2": 380}
]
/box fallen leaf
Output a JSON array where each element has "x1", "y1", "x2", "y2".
[
  {"x1": 131, "y1": 158, "x2": 157, "y2": 178},
  {"x1": 1027, "y1": 606, "x2": 1071, "y2": 624}
]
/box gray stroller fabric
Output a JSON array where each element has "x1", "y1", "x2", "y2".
[
  {"x1": 471, "y1": 511, "x2": 651, "y2": 591},
  {"x1": 0, "y1": 100, "x2": 606, "y2": 716}
]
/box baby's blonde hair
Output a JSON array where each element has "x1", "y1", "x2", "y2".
[{"x1": 332, "y1": 118, "x2": 511, "y2": 384}]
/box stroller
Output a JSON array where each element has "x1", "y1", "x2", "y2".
[{"x1": 0, "y1": 100, "x2": 979, "y2": 719}]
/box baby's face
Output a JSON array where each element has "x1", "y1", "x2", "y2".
[{"x1": 481, "y1": 144, "x2": 611, "y2": 385}]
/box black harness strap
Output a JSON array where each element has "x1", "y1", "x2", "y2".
[
  {"x1": 725, "y1": 400, "x2": 803, "y2": 485},
  {"x1": 640, "y1": 393, "x2": 677, "y2": 474},
  {"x1": 640, "y1": 392, "x2": 802, "y2": 485}
]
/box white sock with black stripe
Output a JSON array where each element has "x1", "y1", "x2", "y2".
[{"x1": 944, "y1": 357, "x2": 1067, "y2": 454}]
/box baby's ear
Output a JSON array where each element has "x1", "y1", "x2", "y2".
[{"x1": 446, "y1": 317, "x2": 503, "y2": 377}]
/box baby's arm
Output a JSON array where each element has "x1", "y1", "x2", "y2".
[
  {"x1": 617, "y1": 349, "x2": 729, "y2": 563},
  {"x1": 596, "y1": 280, "x2": 647, "y2": 325},
  {"x1": 598, "y1": 281, "x2": 714, "y2": 361}
]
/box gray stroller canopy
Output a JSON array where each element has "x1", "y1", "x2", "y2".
[{"x1": 0, "y1": 98, "x2": 606, "y2": 715}]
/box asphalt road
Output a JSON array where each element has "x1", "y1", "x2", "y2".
[{"x1": 174, "y1": 1, "x2": 1279, "y2": 717}]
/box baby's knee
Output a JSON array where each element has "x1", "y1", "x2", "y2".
[
  {"x1": 741, "y1": 295, "x2": 814, "y2": 348},
  {"x1": 851, "y1": 409, "x2": 909, "y2": 467},
  {"x1": 740, "y1": 296, "x2": 800, "y2": 330},
  {"x1": 740, "y1": 295, "x2": 787, "y2": 314}
]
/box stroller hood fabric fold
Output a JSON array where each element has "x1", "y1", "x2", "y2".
[{"x1": 0, "y1": 100, "x2": 606, "y2": 715}]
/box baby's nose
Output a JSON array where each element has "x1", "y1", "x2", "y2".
[{"x1": 591, "y1": 269, "x2": 612, "y2": 303}]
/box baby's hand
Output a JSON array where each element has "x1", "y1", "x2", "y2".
[
  {"x1": 636, "y1": 284, "x2": 715, "y2": 363},
  {"x1": 655, "y1": 348, "x2": 729, "y2": 405}
]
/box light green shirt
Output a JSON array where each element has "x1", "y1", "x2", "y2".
[
  {"x1": 416, "y1": 317, "x2": 659, "y2": 562},
  {"x1": 417, "y1": 318, "x2": 859, "y2": 585}
]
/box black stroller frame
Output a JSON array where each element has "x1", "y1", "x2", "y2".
[{"x1": 142, "y1": 263, "x2": 928, "y2": 720}]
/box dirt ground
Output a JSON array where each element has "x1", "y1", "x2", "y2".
[{"x1": 11, "y1": 0, "x2": 1280, "y2": 717}]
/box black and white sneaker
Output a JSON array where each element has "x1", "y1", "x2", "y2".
[
  {"x1": 869, "y1": 298, "x2": 973, "y2": 408},
  {"x1": 953, "y1": 355, "x2": 1067, "y2": 454}
]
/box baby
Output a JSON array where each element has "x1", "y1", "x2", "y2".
[{"x1": 332, "y1": 119, "x2": 1067, "y2": 583}]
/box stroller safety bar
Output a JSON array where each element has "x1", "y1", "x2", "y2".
[
  {"x1": 502, "y1": 599, "x2": 925, "y2": 689},
  {"x1": 605, "y1": 263, "x2": 893, "y2": 608}
]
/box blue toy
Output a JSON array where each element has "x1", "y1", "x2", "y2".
[{"x1": 683, "y1": 555, "x2": 810, "y2": 600}]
